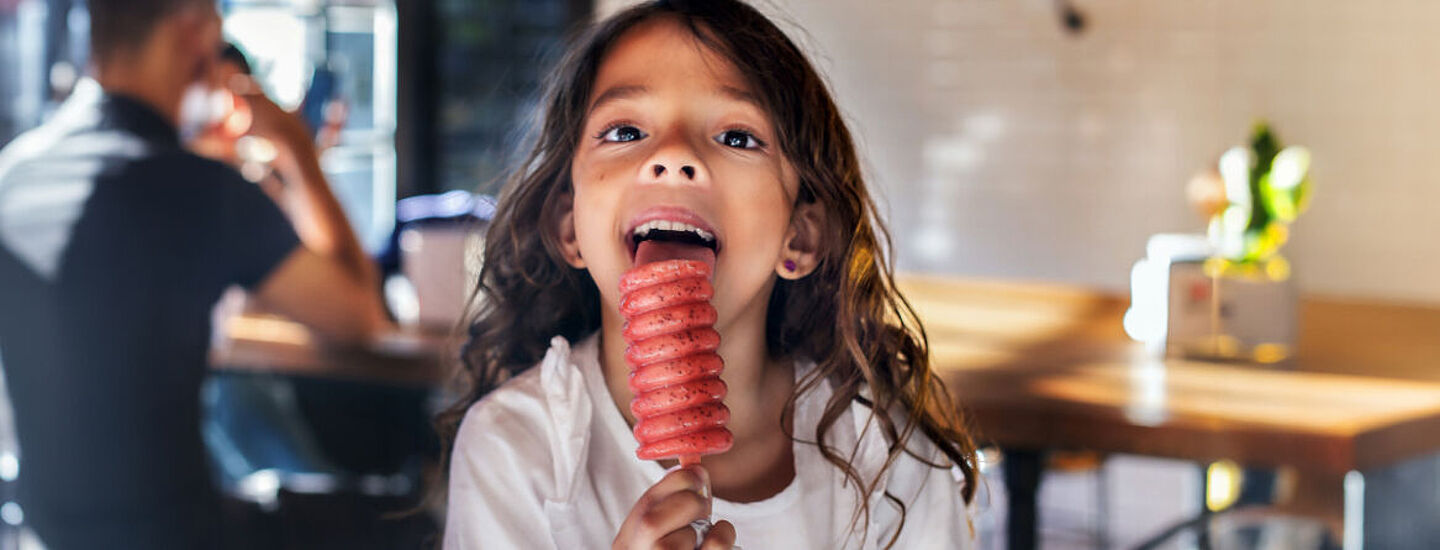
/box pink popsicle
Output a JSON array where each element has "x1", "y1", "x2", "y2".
[{"x1": 620, "y1": 259, "x2": 733, "y2": 465}]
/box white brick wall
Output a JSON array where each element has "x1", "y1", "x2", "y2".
[{"x1": 598, "y1": 0, "x2": 1440, "y2": 303}]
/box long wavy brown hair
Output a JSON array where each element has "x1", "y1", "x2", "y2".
[{"x1": 436, "y1": 0, "x2": 979, "y2": 545}]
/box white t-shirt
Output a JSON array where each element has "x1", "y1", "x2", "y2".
[{"x1": 444, "y1": 334, "x2": 975, "y2": 549}]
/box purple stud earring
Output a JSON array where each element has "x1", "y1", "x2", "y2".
[{"x1": 783, "y1": 260, "x2": 797, "y2": 272}]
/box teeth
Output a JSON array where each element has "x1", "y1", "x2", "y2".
[{"x1": 631, "y1": 220, "x2": 716, "y2": 244}]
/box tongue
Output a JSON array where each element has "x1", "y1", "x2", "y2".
[{"x1": 634, "y1": 240, "x2": 716, "y2": 271}]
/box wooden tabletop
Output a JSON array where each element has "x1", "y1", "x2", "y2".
[
  {"x1": 898, "y1": 275, "x2": 1440, "y2": 475},
  {"x1": 209, "y1": 313, "x2": 457, "y2": 387},
  {"x1": 211, "y1": 275, "x2": 1440, "y2": 474}
]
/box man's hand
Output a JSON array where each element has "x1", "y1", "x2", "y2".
[
  {"x1": 226, "y1": 76, "x2": 314, "y2": 168},
  {"x1": 228, "y1": 75, "x2": 301, "y2": 138}
]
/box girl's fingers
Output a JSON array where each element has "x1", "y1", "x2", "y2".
[
  {"x1": 613, "y1": 466, "x2": 712, "y2": 549},
  {"x1": 636, "y1": 489, "x2": 708, "y2": 540},
  {"x1": 633, "y1": 466, "x2": 707, "y2": 517},
  {"x1": 699, "y1": 520, "x2": 737, "y2": 549},
  {"x1": 654, "y1": 525, "x2": 700, "y2": 550}
]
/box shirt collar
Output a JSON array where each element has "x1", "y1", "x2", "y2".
[{"x1": 96, "y1": 91, "x2": 182, "y2": 149}]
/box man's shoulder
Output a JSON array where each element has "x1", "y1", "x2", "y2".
[
  {"x1": 125, "y1": 148, "x2": 246, "y2": 184},
  {"x1": 0, "y1": 121, "x2": 85, "y2": 187},
  {"x1": 1, "y1": 128, "x2": 242, "y2": 195}
]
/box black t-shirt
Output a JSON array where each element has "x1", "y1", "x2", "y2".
[{"x1": 0, "y1": 83, "x2": 299, "y2": 548}]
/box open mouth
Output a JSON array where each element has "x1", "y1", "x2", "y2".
[
  {"x1": 626, "y1": 218, "x2": 721, "y2": 267},
  {"x1": 632, "y1": 220, "x2": 717, "y2": 251}
]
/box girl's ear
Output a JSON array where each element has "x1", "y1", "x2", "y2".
[
  {"x1": 776, "y1": 201, "x2": 824, "y2": 280},
  {"x1": 554, "y1": 192, "x2": 586, "y2": 268}
]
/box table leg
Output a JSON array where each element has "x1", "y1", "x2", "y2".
[
  {"x1": 1196, "y1": 465, "x2": 1211, "y2": 550},
  {"x1": 1004, "y1": 449, "x2": 1044, "y2": 550},
  {"x1": 1342, "y1": 470, "x2": 1364, "y2": 550}
]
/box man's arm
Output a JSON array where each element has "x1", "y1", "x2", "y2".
[
  {"x1": 236, "y1": 80, "x2": 391, "y2": 343},
  {"x1": 240, "y1": 83, "x2": 376, "y2": 289},
  {"x1": 254, "y1": 247, "x2": 389, "y2": 344}
]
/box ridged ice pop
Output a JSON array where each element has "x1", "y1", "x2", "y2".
[{"x1": 619, "y1": 259, "x2": 733, "y2": 466}]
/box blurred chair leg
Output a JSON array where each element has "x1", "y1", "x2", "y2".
[
  {"x1": 1095, "y1": 458, "x2": 1109, "y2": 550},
  {"x1": 1003, "y1": 449, "x2": 1043, "y2": 550},
  {"x1": 1196, "y1": 464, "x2": 1212, "y2": 550}
]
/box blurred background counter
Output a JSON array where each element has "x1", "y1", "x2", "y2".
[{"x1": 897, "y1": 276, "x2": 1440, "y2": 550}]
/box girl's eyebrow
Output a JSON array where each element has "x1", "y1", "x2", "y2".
[
  {"x1": 716, "y1": 85, "x2": 760, "y2": 108},
  {"x1": 587, "y1": 84, "x2": 763, "y2": 117},
  {"x1": 588, "y1": 84, "x2": 649, "y2": 116}
]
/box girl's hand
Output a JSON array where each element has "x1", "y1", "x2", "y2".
[{"x1": 613, "y1": 465, "x2": 737, "y2": 550}]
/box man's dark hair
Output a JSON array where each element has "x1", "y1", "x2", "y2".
[
  {"x1": 88, "y1": 0, "x2": 211, "y2": 61},
  {"x1": 219, "y1": 42, "x2": 252, "y2": 75}
]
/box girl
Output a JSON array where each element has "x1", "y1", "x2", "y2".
[{"x1": 440, "y1": 1, "x2": 979, "y2": 548}]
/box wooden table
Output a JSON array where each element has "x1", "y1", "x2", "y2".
[
  {"x1": 209, "y1": 312, "x2": 456, "y2": 387},
  {"x1": 212, "y1": 278, "x2": 1440, "y2": 549},
  {"x1": 898, "y1": 275, "x2": 1440, "y2": 550}
]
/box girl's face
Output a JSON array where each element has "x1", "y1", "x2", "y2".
[{"x1": 566, "y1": 17, "x2": 804, "y2": 332}]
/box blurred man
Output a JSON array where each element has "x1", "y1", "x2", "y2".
[{"x1": 0, "y1": 1, "x2": 389, "y2": 548}]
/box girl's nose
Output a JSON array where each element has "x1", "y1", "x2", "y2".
[
  {"x1": 643, "y1": 136, "x2": 707, "y2": 184},
  {"x1": 651, "y1": 163, "x2": 697, "y2": 179}
]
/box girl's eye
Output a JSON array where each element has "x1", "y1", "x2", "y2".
[
  {"x1": 599, "y1": 125, "x2": 647, "y2": 143},
  {"x1": 715, "y1": 129, "x2": 763, "y2": 150}
]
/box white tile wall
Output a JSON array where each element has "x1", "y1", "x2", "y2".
[{"x1": 598, "y1": 0, "x2": 1440, "y2": 303}]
